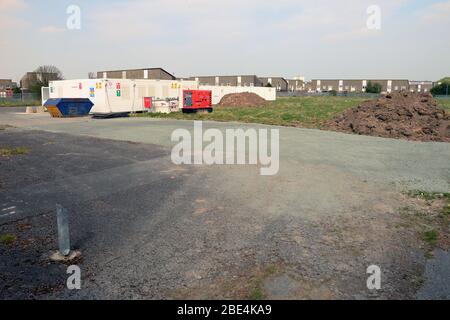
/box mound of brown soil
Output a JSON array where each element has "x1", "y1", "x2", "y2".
[
  {"x1": 325, "y1": 92, "x2": 450, "y2": 142},
  {"x1": 217, "y1": 92, "x2": 268, "y2": 107}
]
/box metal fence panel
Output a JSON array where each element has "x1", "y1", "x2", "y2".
[
  {"x1": 0, "y1": 93, "x2": 40, "y2": 103},
  {"x1": 277, "y1": 92, "x2": 381, "y2": 99}
]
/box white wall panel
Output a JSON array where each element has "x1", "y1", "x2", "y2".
[{"x1": 199, "y1": 85, "x2": 276, "y2": 105}]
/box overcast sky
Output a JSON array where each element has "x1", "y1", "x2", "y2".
[{"x1": 1, "y1": 0, "x2": 449, "y2": 82}]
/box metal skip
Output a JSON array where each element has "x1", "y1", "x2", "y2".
[{"x1": 56, "y1": 204, "x2": 71, "y2": 256}]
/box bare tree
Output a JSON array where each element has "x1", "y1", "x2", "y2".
[
  {"x1": 34, "y1": 65, "x2": 64, "y2": 84},
  {"x1": 28, "y1": 65, "x2": 64, "y2": 96},
  {"x1": 88, "y1": 72, "x2": 97, "y2": 79}
]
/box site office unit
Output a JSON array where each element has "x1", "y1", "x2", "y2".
[{"x1": 48, "y1": 79, "x2": 199, "y2": 116}]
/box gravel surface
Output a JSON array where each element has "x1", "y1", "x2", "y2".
[{"x1": 0, "y1": 110, "x2": 449, "y2": 299}]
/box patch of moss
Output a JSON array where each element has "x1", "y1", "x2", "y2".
[
  {"x1": 0, "y1": 146, "x2": 29, "y2": 157},
  {"x1": 422, "y1": 230, "x2": 439, "y2": 247},
  {"x1": 0, "y1": 234, "x2": 17, "y2": 245}
]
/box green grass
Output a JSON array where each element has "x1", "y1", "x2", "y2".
[
  {"x1": 440, "y1": 204, "x2": 450, "y2": 221},
  {"x1": 422, "y1": 230, "x2": 439, "y2": 246},
  {"x1": 136, "y1": 96, "x2": 367, "y2": 128},
  {"x1": 437, "y1": 98, "x2": 450, "y2": 112},
  {"x1": 246, "y1": 265, "x2": 279, "y2": 300},
  {"x1": 0, "y1": 234, "x2": 17, "y2": 245},
  {"x1": 249, "y1": 286, "x2": 265, "y2": 300},
  {"x1": 402, "y1": 190, "x2": 450, "y2": 255},
  {"x1": 0, "y1": 100, "x2": 41, "y2": 107},
  {"x1": 407, "y1": 191, "x2": 450, "y2": 201},
  {"x1": 136, "y1": 96, "x2": 450, "y2": 128},
  {"x1": 0, "y1": 146, "x2": 29, "y2": 157}
]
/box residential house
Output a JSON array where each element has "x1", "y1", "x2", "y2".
[
  {"x1": 0, "y1": 79, "x2": 16, "y2": 97},
  {"x1": 311, "y1": 79, "x2": 410, "y2": 93},
  {"x1": 191, "y1": 75, "x2": 262, "y2": 87},
  {"x1": 409, "y1": 81, "x2": 434, "y2": 93},
  {"x1": 97, "y1": 68, "x2": 176, "y2": 80},
  {"x1": 286, "y1": 79, "x2": 305, "y2": 92},
  {"x1": 20, "y1": 72, "x2": 59, "y2": 91},
  {"x1": 258, "y1": 77, "x2": 288, "y2": 91}
]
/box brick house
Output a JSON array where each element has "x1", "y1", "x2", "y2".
[
  {"x1": 286, "y1": 79, "x2": 305, "y2": 92},
  {"x1": 190, "y1": 75, "x2": 262, "y2": 87},
  {"x1": 311, "y1": 79, "x2": 410, "y2": 93},
  {"x1": 258, "y1": 77, "x2": 288, "y2": 91},
  {"x1": 97, "y1": 68, "x2": 176, "y2": 80},
  {"x1": 0, "y1": 79, "x2": 16, "y2": 97},
  {"x1": 20, "y1": 72, "x2": 59, "y2": 91},
  {"x1": 409, "y1": 81, "x2": 434, "y2": 93}
]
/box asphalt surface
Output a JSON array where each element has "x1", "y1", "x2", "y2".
[{"x1": 0, "y1": 108, "x2": 449, "y2": 299}]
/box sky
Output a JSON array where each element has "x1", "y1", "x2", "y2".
[{"x1": 0, "y1": 0, "x2": 449, "y2": 82}]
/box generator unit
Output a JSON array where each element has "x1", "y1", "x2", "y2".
[{"x1": 182, "y1": 90, "x2": 213, "y2": 113}]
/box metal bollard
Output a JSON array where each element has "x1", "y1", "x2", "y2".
[{"x1": 56, "y1": 204, "x2": 71, "y2": 256}]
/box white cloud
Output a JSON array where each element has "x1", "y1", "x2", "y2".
[
  {"x1": 2, "y1": 0, "x2": 448, "y2": 82},
  {"x1": 39, "y1": 26, "x2": 67, "y2": 34},
  {"x1": 421, "y1": 0, "x2": 450, "y2": 23},
  {"x1": 0, "y1": 0, "x2": 28, "y2": 30},
  {"x1": 0, "y1": 0, "x2": 27, "y2": 11},
  {"x1": 322, "y1": 28, "x2": 381, "y2": 42}
]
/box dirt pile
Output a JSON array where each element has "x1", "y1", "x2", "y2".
[
  {"x1": 217, "y1": 92, "x2": 268, "y2": 107},
  {"x1": 325, "y1": 92, "x2": 450, "y2": 142}
]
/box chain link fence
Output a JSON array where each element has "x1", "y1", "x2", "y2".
[
  {"x1": 277, "y1": 92, "x2": 381, "y2": 99},
  {"x1": 0, "y1": 93, "x2": 41, "y2": 106},
  {"x1": 435, "y1": 95, "x2": 450, "y2": 100}
]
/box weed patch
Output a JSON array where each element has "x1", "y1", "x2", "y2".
[
  {"x1": 0, "y1": 146, "x2": 29, "y2": 157},
  {"x1": 0, "y1": 234, "x2": 17, "y2": 245}
]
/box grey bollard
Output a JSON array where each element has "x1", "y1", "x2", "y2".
[{"x1": 56, "y1": 204, "x2": 71, "y2": 256}]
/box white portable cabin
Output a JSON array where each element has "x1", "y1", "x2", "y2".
[{"x1": 48, "y1": 79, "x2": 199, "y2": 115}]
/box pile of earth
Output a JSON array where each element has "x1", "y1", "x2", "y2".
[
  {"x1": 217, "y1": 92, "x2": 268, "y2": 107},
  {"x1": 324, "y1": 92, "x2": 450, "y2": 142}
]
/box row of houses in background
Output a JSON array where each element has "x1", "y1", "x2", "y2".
[
  {"x1": 95, "y1": 69, "x2": 309, "y2": 92},
  {"x1": 96, "y1": 68, "x2": 434, "y2": 94},
  {"x1": 1, "y1": 72, "x2": 61, "y2": 96},
  {"x1": 0, "y1": 79, "x2": 17, "y2": 97},
  {"x1": 191, "y1": 76, "x2": 434, "y2": 93},
  {"x1": 96, "y1": 68, "x2": 176, "y2": 81},
  {"x1": 3, "y1": 67, "x2": 437, "y2": 96},
  {"x1": 308, "y1": 79, "x2": 434, "y2": 93}
]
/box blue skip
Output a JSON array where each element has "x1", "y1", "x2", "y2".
[{"x1": 44, "y1": 98, "x2": 94, "y2": 118}]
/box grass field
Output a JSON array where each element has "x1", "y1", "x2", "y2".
[
  {"x1": 137, "y1": 96, "x2": 368, "y2": 128},
  {"x1": 0, "y1": 100, "x2": 41, "y2": 107},
  {"x1": 437, "y1": 98, "x2": 450, "y2": 111},
  {"x1": 138, "y1": 96, "x2": 450, "y2": 128}
]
